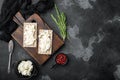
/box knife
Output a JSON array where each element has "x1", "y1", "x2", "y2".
[{"x1": 8, "y1": 40, "x2": 14, "y2": 74}]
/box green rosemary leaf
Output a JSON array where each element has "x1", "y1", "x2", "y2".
[
  {"x1": 51, "y1": 14, "x2": 58, "y2": 25},
  {"x1": 51, "y1": 5, "x2": 67, "y2": 41}
]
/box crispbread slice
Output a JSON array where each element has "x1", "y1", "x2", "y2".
[
  {"x1": 23, "y1": 23, "x2": 37, "y2": 47},
  {"x1": 38, "y1": 29, "x2": 53, "y2": 55}
]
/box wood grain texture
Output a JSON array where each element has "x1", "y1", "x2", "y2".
[{"x1": 12, "y1": 12, "x2": 64, "y2": 64}]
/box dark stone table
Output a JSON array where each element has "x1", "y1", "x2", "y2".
[{"x1": 1, "y1": 0, "x2": 120, "y2": 80}]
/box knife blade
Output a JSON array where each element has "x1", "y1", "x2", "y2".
[{"x1": 8, "y1": 40, "x2": 14, "y2": 73}]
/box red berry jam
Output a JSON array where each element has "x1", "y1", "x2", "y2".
[{"x1": 55, "y1": 53, "x2": 67, "y2": 65}]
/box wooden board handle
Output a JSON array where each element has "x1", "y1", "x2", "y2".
[{"x1": 13, "y1": 12, "x2": 25, "y2": 26}]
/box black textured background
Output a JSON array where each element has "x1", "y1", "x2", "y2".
[{"x1": 1, "y1": 0, "x2": 120, "y2": 80}]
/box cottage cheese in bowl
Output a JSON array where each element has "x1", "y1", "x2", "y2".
[{"x1": 17, "y1": 60, "x2": 33, "y2": 76}]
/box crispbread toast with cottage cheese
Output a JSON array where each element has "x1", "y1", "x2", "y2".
[
  {"x1": 23, "y1": 23, "x2": 37, "y2": 47},
  {"x1": 38, "y1": 29, "x2": 53, "y2": 55}
]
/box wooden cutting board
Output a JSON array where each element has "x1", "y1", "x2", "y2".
[{"x1": 12, "y1": 12, "x2": 64, "y2": 64}]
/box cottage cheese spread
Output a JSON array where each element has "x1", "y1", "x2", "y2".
[
  {"x1": 38, "y1": 30, "x2": 52, "y2": 54},
  {"x1": 18, "y1": 60, "x2": 33, "y2": 76},
  {"x1": 24, "y1": 25, "x2": 35, "y2": 45}
]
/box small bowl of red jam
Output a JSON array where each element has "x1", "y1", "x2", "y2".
[
  {"x1": 51, "y1": 53, "x2": 68, "y2": 68},
  {"x1": 55, "y1": 53, "x2": 68, "y2": 65}
]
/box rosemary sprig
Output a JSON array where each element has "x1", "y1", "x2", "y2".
[{"x1": 51, "y1": 5, "x2": 67, "y2": 41}]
